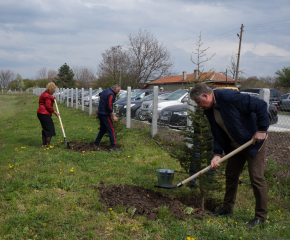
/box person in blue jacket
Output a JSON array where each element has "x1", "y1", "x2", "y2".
[
  {"x1": 190, "y1": 83, "x2": 268, "y2": 228},
  {"x1": 94, "y1": 84, "x2": 121, "y2": 151}
]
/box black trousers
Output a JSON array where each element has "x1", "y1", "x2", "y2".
[{"x1": 37, "y1": 113, "x2": 56, "y2": 137}]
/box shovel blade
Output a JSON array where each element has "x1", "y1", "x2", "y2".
[{"x1": 154, "y1": 184, "x2": 179, "y2": 189}]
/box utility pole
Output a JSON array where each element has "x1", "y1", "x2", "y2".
[{"x1": 235, "y1": 24, "x2": 243, "y2": 87}]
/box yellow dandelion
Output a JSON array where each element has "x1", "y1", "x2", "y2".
[
  {"x1": 235, "y1": 222, "x2": 237, "y2": 225},
  {"x1": 188, "y1": 234, "x2": 191, "y2": 236},
  {"x1": 207, "y1": 221, "x2": 210, "y2": 223},
  {"x1": 21, "y1": 147, "x2": 26, "y2": 149},
  {"x1": 82, "y1": 151, "x2": 85, "y2": 153},
  {"x1": 59, "y1": 161, "x2": 62, "y2": 162},
  {"x1": 71, "y1": 169, "x2": 74, "y2": 172},
  {"x1": 128, "y1": 156, "x2": 130, "y2": 158},
  {"x1": 109, "y1": 208, "x2": 112, "y2": 211},
  {"x1": 278, "y1": 210, "x2": 281, "y2": 213}
]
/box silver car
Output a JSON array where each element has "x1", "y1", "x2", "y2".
[{"x1": 140, "y1": 89, "x2": 188, "y2": 121}]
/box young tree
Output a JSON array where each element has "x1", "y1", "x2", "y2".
[
  {"x1": 190, "y1": 31, "x2": 215, "y2": 75},
  {"x1": 0, "y1": 69, "x2": 15, "y2": 89},
  {"x1": 55, "y1": 63, "x2": 75, "y2": 88},
  {"x1": 127, "y1": 29, "x2": 174, "y2": 88},
  {"x1": 15, "y1": 74, "x2": 24, "y2": 90},
  {"x1": 275, "y1": 66, "x2": 290, "y2": 88},
  {"x1": 171, "y1": 32, "x2": 222, "y2": 210}
]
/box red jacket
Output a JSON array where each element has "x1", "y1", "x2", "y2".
[{"x1": 37, "y1": 91, "x2": 55, "y2": 116}]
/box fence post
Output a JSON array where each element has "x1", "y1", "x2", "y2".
[
  {"x1": 151, "y1": 86, "x2": 159, "y2": 137},
  {"x1": 186, "y1": 87, "x2": 194, "y2": 148},
  {"x1": 89, "y1": 88, "x2": 92, "y2": 115},
  {"x1": 126, "y1": 87, "x2": 131, "y2": 128},
  {"x1": 259, "y1": 88, "x2": 270, "y2": 109},
  {"x1": 67, "y1": 88, "x2": 69, "y2": 107},
  {"x1": 76, "y1": 88, "x2": 78, "y2": 110},
  {"x1": 71, "y1": 88, "x2": 73, "y2": 107},
  {"x1": 82, "y1": 88, "x2": 84, "y2": 111}
]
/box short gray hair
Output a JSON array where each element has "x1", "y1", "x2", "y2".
[
  {"x1": 111, "y1": 84, "x2": 121, "y2": 90},
  {"x1": 190, "y1": 83, "x2": 213, "y2": 100}
]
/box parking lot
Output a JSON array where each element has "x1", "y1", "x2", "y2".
[{"x1": 269, "y1": 114, "x2": 290, "y2": 132}]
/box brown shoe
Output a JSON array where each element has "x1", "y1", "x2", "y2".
[{"x1": 93, "y1": 144, "x2": 100, "y2": 151}]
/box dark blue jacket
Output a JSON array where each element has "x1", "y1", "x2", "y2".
[
  {"x1": 98, "y1": 88, "x2": 117, "y2": 116},
  {"x1": 204, "y1": 89, "x2": 269, "y2": 158}
]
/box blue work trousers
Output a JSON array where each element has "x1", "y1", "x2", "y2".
[{"x1": 94, "y1": 114, "x2": 116, "y2": 148}]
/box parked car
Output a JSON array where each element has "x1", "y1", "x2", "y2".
[
  {"x1": 114, "y1": 89, "x2": 154, "y2": 105},
  {"x1": 240, "y1": 88, "x2": 282, "y2": 106},
  {"x1": 143, "y1": 89, "x2": 188, "y2": 121},
  {"x1": 159, "y1": 92, "x2": 278, "y2": 129},
  {"x1": 115, "y1": 92, "x2": 172, "y2": 120},
  {"x1": 83, "y1": 89, "x2": 101, "y2": 106},
  {"x1": 159, "y1": 104, "x2": 190, "y2": 129},
  {"x1": 279, "y1": 93, "x2": 290, "y2": 111}
]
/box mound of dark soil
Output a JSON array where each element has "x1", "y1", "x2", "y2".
[
  {"x1": 96, "y1": 184, "x2": 218, "y2": 220},
  {"x1": 70, "y1": 141, "x2": 111, "y2": 152}
]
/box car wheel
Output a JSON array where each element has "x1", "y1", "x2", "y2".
[{"x1": 135, "y1": 108, "x2": 147, "y2": 121}]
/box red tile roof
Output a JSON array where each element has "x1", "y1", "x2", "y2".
[{"x1": 148, "y1": 72, "x2": 235, "y2": 84}]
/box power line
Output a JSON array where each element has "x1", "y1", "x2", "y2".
[
  {"x1": 245, "y1": 23, "x2": 290, "y2": 31},
  {"x1": 170, "y1": 28, "x2": 239, "y2": 53},
  {"x1": 242, "y1": 54, "x2": 290, "y2": 59},
  {"x1": 246, "y1": 19, "x2": 290, "y2": 27}
]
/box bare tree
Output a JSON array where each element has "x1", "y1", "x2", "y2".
[
  {"x1": 48, "y1": 69, "x2": 58, "y2": 80},
  {"x1": 97, "y1": 46, "x2": 131, "y2": 89},
  {"x1": 227, "y1": 53, "x2": 245, "y2": 79},
  {"x1": 0, "y1": 69, "x2": 15, "y2": 89},
  {"x1": 127, "y1": 29, "x2": 174, "y2": 88},
  {"x1": 73, "y1": 66, "x2": 96, "y2": 88},
  {"x1": 36, "y1": 67, "x2": 47, "y2": 80}
]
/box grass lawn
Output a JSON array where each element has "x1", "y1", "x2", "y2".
[{"x1": 0, "y1": 94, "x2": 289, "y2": 239}]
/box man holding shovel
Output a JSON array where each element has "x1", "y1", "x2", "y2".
[
  {"x1": 190, "y1": 83, "x2": 268, "y2": 228},
  {"x1": 94, "y1": 84, "x2": 121, "y2": 151}
]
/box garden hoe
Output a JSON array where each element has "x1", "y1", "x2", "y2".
[
  {"x1": 54, "y1": 100, "x2": 70, "y2": 149},
  {"x1": 154, "y1": 139, "x2": 254, "y2": 189}
]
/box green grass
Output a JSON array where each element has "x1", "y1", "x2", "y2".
[{"x1": 0, "y1": 94, "x2": 290, "y2": 239}]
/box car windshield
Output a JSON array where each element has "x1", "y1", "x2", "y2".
[
  {"x1": 164, "y1": 90, "x2": 187, "y2": 100},
  {"x1": 158, "y1": 93, "x2": 171, "y2": 100},
  {"x1": 282, "y1": 94, "x2": 290, "y2": 99},
  {"x1": 241, "y1": 89, "x2": 260, "y2": 94},
  {"x1": 131, "y1": 91, "x2": 143, "y2": 98},
  {"x1": 270, "y1": 90, "x2": 280, "y2": 97}
]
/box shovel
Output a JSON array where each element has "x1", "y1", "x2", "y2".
[
  {"x1": 154, "y1": 139, "x2": 254, "y2": 189},
  {"x1": 54, "y1": 100, "x2": 70, "y2": 149}
]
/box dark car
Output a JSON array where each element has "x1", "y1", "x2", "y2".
[
  {"x1": 240, "y1": 88, "x2": 282, "y2": 106},
  {"x1": 159, "y1": 93, "x2": 278, "y2": 129},
  {"x1": 159, "y1": 104, "x2": 189, "y2": 129},
  {"x1": 115, "y1": 92, "x2": 171, "y2": 119},
  {"x1": 279, "y1": 93, "x2": 290, "y2": 111}
]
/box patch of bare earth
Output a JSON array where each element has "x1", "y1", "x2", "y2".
[{"x1": 94, "y1": 184, "x2": 217, "y2": 220}]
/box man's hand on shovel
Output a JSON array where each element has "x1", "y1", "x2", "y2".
[
  {"x1": 211, "y1": 155, "x2": 221, "y2": 170},
  {"x1": 252, "y1": 131, "x2": 267, "y2": 145}
]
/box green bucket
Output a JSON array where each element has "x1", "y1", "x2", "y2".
[{"x1": 156, "y1": 169, "x2": 175, "y2": 185}]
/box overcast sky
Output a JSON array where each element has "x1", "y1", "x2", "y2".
[{"x1": 1, "y1": 0, "x2": 290, "y2": 80}]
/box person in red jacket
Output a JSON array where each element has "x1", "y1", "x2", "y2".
[{"x1": 37, "y1": 82, "x2": 60, "y2": 146}]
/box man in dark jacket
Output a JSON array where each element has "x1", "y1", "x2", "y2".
[
  {"x1": 190, "y1": 83, "x2": 268, "y2": 228},
  {"x1": 94, "y1": 84, "x2": 121, "y2": 151}
]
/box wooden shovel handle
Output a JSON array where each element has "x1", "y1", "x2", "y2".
[
  {"x1": 181, "y1": 139, "x2": 254, "y2": 186},
  {"x1": 54, "y1": 100, "x2": 66, "y2": 138}
]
